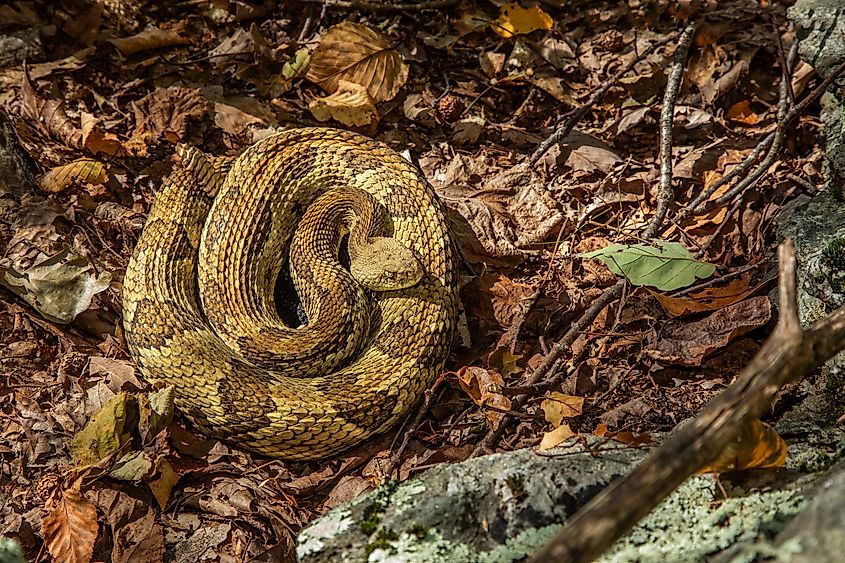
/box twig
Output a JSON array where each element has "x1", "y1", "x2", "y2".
[
  {"x1": 299, "y1": 0, "x2": 460, "y2": 12},
  {"x1": 470, "y1": 280, "x2": 625, "y2": 457},
  {"x1": 528, "y1": 33, "x2": 678, "y2": 166},
  {"x1": 682, "y1": 41, "x2": 798, "y2": 215},
  {"x1": 529, "y1": 240, "x2": 845, "y2": 562},
  {"x1": 472, "y1": 23, "x2": 697, "y2": 458},
  {"x1": 643, "y1": 22, "x2": 696, "y2": 240},
  {"x1": 701, "y1": 56, "x2": 845, "y2": 214}
]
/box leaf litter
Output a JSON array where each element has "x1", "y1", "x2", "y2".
[{"x1": 0, "y1": 0, "x2": 820, "y2": 560}]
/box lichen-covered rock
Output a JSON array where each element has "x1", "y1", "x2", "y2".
[
  {"x1": 789, "y1": 0, "x2": 845, "y2": 193},
  {"x1": 298, "y1": 399, "x2": 845, "y2": 562},
  {"x1": 297, "y1": 443, "x2": 646, "y2": 562}
]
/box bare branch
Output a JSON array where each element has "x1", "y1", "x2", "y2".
[
  {"x1": 529, "y1": 239, "x2": 845, "y2": 562},
  {"x1": 643, "y1": 21, "x2": 696, "y2": 240}
]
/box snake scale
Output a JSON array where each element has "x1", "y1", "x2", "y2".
[{"x1": 123, "y1": 128, "x2": 458, "y2": 460}]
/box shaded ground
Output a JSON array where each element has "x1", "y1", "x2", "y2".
[{"x1": 0, "y1": 0, "x2": 826, "y2": 560}]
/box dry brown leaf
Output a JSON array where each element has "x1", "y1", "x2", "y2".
[
  {"x1": 540, "y1": 392, "x2": 584, "y2": 427},
  {"x1": 539, "y1": 423, "x2": 575, "y2": 451},
  {"x1": 494, "y1": 2, "x2": 553, "y2": 38},
  {"x1": 40, "y1": 159, "x2": 107, "y2": 193},
  {"x1": 127, "y1": 87, "x2": 208, "y2": 154},
  {"x1": 21, "y1": 67, "x2": 123, "y2": 156},
  {"x1": 42, "y1": 488, "x2": 99, "y2": 563},
  {"x1": 109, "y1": 26, "x2": 190, "y2": 56},
  {"x1": 89, "y1": 488, "x2": 165, "y2": 563},
  {"x1": 309, "y1": 80, "x2": 379, "y2": 127},
  {"x1": 455, "y1": 366, "x2": 512, "y2": 431},
  {"x1": 648, "y1": 295, "x2": 772, "y2": 366},
  {"x1": 699, "y1": 419, "x2": 787, "y2": 474},
  {"x1": 650, "y1": 275, "x2": 763, "y2": 317},
  {"x1": 435, "y1": 161, "x2": 563, "y2": 262},
  {"x1": 306, "y1": 22, "x2": 408, "y2": 102}
]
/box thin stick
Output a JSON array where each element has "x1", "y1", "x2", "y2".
[
  {"x1": 682, "y1": 41, "x2": 798, "y2": 215},
  {"x1": 530, "y1": 240, "x2": 845, "y2": 562},
  {"x1": 384, "y1": 374, "x2": 445, "y2": 481},
  {"x1": 643, "y1": 22, "x2": 696, "y2": 240}
]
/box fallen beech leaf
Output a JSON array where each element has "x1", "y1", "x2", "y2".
[
  {"x1": 648, "y1": 295, "x2": 772, "y2": 366},
  {"x1": 699, "y1": 419, "x2": 787, "y2": 474},
  {"x1": 108, "y1": 26, "x2": 190, "y2": 56},
  {"x1": 539, "y1": 423, "x2": 575, "y2": 451},
  {"x1": 456, "y1": 366, "x2": 512, "y2": 430},
  {"x1": 129, "y1": 87, "x2": 208, "y2": 152},
  {"x1": 540, "y1": 393, "x2": 584, "y2": 427},
  {"x1": 42, "y1": 489, "x2": 98, "y2": 563},
  {"x1": 650, "y1": 275, "x2": 762, "y2": 317},
  {"x1": 494, "y1": 2, "x2": 553, "y2": 38},
  {"x1": 40, "y1": 159, "x2": 107, "y2": 193},
  {"x1": 309, "y1": 80, "x2": 378, "y2": 127},
  {"x1": 727, "y1": 99, "x2": 758, "y2": 125},
  {"x1": 0, "y1": 247, "x2": 112, "y2": 324},
  {"x1": 306, "y1": 22, "x2": 408, "y2": 102},
  {"x1": 583, "y1": 241, "x2": 716, "y2": 291}
]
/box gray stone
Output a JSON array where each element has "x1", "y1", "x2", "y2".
[
  {"x1": 297, "y1": 442, "x2": 646, "y2": 562},
  {"x1": 788, "y1": 0, "x2": 845, "y2": 191}
]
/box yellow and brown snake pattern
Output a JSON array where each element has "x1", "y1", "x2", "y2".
[{"x1": 122, "y1": 128, "x2": 457, "y2": 460}]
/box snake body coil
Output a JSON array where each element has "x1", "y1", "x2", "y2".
[{"x1": 123, "y1": 128, "x2": 457, "y2": 460}]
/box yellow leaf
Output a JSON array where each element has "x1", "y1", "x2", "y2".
[
  {"x1": 42, "y1": 489, "x2": 98, "y2": 563},
  {"x1": 306, "y1": 22, "x2": 408, "y2": 102},
  {"x1": 40, "y1": 159, "x2": 107, "y2": 193},
  {"x1": 309, "y1": 80, "x2": 379, "y2": 127},
  {"x1": 540, "y1": 392, "x2": 584, "y2": 427},
  {"x1": 494, "y1": 3, "x2": 553, "y2": 38},
  {"x1": 539, "y1": 423, "x2": 575, "y2": 451},
  {"x1": 699, "y1": 419, "x2": 787, "y2": 474}
]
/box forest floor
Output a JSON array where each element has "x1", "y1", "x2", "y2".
[{"x1": 0, "y1": 0, "x2": 827, "y2": 561}]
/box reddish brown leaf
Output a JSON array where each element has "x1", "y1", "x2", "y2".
[
  {"x1": 42, "y1": 489, "x2": 98, "y2": 563},
  {"x1": 647, "y1": 296, "x2": 771, "y2": 366},
  {"x1": 650, "y1": 275, "x2": 763, "y2": 317}
]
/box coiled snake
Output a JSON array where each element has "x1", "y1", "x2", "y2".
[{"x1": 122, "y1": 128, "x2": 457, "y2": 460}]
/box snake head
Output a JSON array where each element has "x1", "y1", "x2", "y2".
[{"x1": 350, "y1": 237, "x2": 424, "y2": 292}]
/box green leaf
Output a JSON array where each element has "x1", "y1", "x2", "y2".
[
  {"x1": 582, "y1": 241, "x2": 716, "y2": 291},
  {"x1": 282, "y1": 48, "x2": 310, "y2": 79},
  {"x1": 70, "y1": 392, "x2": 136, "y2": 466}
]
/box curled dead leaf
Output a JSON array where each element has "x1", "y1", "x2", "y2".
[
  {"x1": 540, "y1": 393, "x2": 584, "y2": 427},
  {"x1": 699, "y1": 419, "x2": 787, "y2": 474},
  {"x1": 309, "y1": 80, "x2": 378, "y2": 127},
  {"x1": 650, "y1": 275, "x2": 763, "y2": 317},
  {"x1": 109, "y1": 26, "x2": 190, "y2": 56},
  {"x1": 40, "y1": 159, "x2": 107, "y2": 193},
  {"x1": 306, "y1": 21, "x2": 408, "y2": 102},
  {"x1": 455, "y1": 366, "x2": 512, "y2": 431}
]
